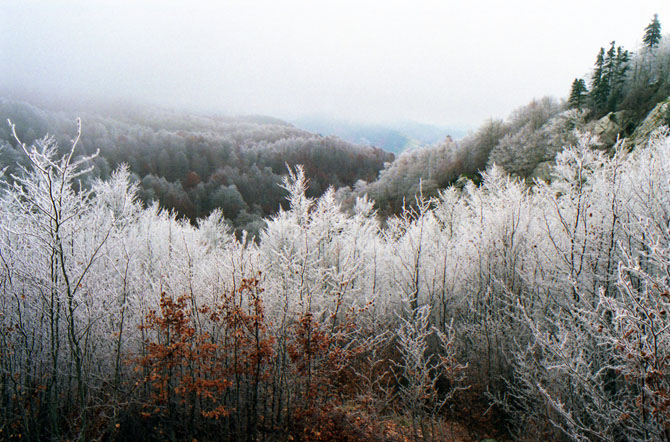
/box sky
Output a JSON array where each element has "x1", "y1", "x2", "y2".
[{"x1": 2, "y1": 1, "x2": 670, "y2": 129}]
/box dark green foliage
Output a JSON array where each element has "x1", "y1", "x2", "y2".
[
  {"x1": 568, "y1": 78, "x2": 588, "y2": 109},
  {"x1": 608, "y1": 44, "x2": 630, "y2": 111},
  {"x1": 589, "y1": 42, "x2": 630, "y2": 116},
  {"x1": 643, "y1": 13, "x2": 662, "y2": 50},
  {"x1": 590, "y1": 47, "x2": 608, "y2": 112}
]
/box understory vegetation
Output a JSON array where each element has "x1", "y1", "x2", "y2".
[
  {"x1": 1, "y1": 115, "x2": 670, "y2": 440},
  {"x1": 2, "y1": 13, "x2": 670, "y2": 442}
]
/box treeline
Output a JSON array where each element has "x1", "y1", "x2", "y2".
[
  {"x1": 569, "y1": 13, "x2": 670, "y2": 123},
  {"x1": 357, "y1": 97, "x2": 583, "y2": 216},
  {"x1": 357, "y1": 15, "x2": 670, "y2": 216},
  {"x1": 0, "y1": 98, "x2": 393, "y2": 235},
  {"x1": 3, "y1": 15, "x2": 666, "y2": 228},
  {"x1": 2, "y1": 119, "x2": 670, "y2": 440}
]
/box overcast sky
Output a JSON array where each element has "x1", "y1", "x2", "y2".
[{"x1": 2, "y1": 1, "x2": 669, "y2": 128}]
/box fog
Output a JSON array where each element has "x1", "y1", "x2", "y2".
[{"x1": 2, "y1": 0, "x2": 669, "y2": 128}]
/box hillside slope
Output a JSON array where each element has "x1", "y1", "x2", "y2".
[{"x1": 0, "y1": 98, "x2": 393, "y2": 235}]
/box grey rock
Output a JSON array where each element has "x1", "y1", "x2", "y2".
[
  {"x1": 629, "y1": 97, "x2": 670, "y2": 148},
  {"x1": 593, "y1": 111, "x2": 629, "y2": 147},
  {"x1": 529, "y1": 160, "x2": 554, "y2": 183}
]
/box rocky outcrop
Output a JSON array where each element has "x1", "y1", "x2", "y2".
[
  {"x1": 592, "y1": 110, "x2": 630, "y2": 147},
  {"x1": 529, "y1": 160, "x2": 554, "y2": 183},
  {"x1": 628, "y1": 97, "x2": 670, "y2": 147}
]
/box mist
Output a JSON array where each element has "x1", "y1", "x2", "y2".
[{"x1": 2, "y1": 0, "x2": 669, "y2": 128}]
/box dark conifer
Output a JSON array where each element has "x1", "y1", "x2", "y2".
[
  {"x1": 568, "y1": 78, "x2": 588, "y2": 108},
  {"x1": 590, "y1": 42, "x2": 629, "y2": 114},
  {"x1": 590, "y1": 47, "x2": 609, "y2": 112},
  {"x1": 643, "y1": 13, "x2": 662, "y2": 50}
]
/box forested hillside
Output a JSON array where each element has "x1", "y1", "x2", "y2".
[
  {"x1": 2, "y1": 13, "x2": 670, "y2": 442},
  {"x1": 355, "y1": 17, "x2": 670, "y2": 216},
  {"x1": 2, "y1": 118, "x2": 670, "y2": 441},
  {"x1": 0, "y1": 99, "x2": 393, "y2": 235}
]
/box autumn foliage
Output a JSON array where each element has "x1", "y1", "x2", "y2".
[{"x1": 120, "y1": 273, "x2": 464, "y2": 442}]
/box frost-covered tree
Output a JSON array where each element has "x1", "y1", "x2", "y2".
[
  {"x1": 487, "y1": 97, "x2": 563, "y2": 177},
  {"x1": 394, "y1": 305, "x2": 466, "y2": 442},
  {"x1": 0, "y1": 120, "x2": 133, "y2": 439},
  {"x1": 5, "y1": 114, "x2": 670, "y2": 440}
]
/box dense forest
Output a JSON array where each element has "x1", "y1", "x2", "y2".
[
  {"x1": 356, "y1": 17, "x2": 670, "y2": 216},
  {"x1": 1, "y1": 14, "x2": 670, "y2": 442},
  {"x1": 0, "y1": 99, "x2": 393, "y2": 236}
]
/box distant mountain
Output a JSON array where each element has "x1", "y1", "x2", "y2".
[
  {"x1": 392, "y1": 120, "x2": 467, "y2": 145},
  {"x1": 292, "y1": 116, "x2": 467, "y2": 154}
]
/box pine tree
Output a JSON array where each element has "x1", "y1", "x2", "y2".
[
  {"x1": 607, "y1": 45, "x2": 629, "y2": 111},
  {"x1": 604, "y1": 41, "x2": 617, "y2": 81},
  {"x1": 569, "y1": 78, "x2": 588, "y2": 108},
  {"x1": 590, "y1": 42, "x2": 629, "y2": 114},
  {"x1": 643, "y1": 13, "x2": 662, "y2": 50},
  {"x1": 590, "y1": 47, "x2": 609, "y2": 113}
]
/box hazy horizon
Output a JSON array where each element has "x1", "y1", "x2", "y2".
[{"x1": 2, "y1": 1, "x2": 670, "y2": 129}]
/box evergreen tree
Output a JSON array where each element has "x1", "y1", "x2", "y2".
[
  {"x1": 643, "y1": 13, "x2": 662, "y2": 50},
  {"x1": 607, "y1": 45, "x2": 629, "y2": 111},
  {"x1": 590, "y1": 42, "x2": 629, "y2": 114},
  {"x1": 568, "y1": 78, "x2": 588, "y2": 108},
  {"x1": 590, "y1": 47, "x2": 609, "y2": 113},
  {"x1": 604, "y1": 41, "x2": 617, "y2": 81}
]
